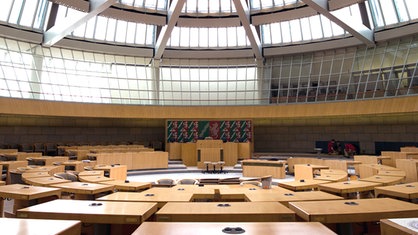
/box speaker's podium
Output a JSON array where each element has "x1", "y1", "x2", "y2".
[{"x1": 196, "y1": 140, "x2": 223, "y2": 170}]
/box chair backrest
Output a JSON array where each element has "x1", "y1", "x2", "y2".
[
  {"x1": 156, "y1": 178, "x2": 175, "y2": 186},
  {"x1": 54, "y1": 172, "x2": 78, "y2": 182},
  {"x1": 9, "y1": 170, "x2": 26, "y2": 184},
  {"x1": 239, "y1": 181, "x2": 261, "y2": 187},
  {"x1": 177, "y1": 178, "x2": 198, "y2": 185}
]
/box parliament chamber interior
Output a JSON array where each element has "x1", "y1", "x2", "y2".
[{"x1": 0, "y1": 0, "x2": 418, "y2": 234}]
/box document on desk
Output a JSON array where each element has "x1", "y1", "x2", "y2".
[{"x1": 389, "y1": 218, "x2": 418, "y2": 232}]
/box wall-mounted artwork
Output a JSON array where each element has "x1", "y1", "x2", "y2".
[{"x1": 167, "y1": 120, "x2": 252, "y2": 143}]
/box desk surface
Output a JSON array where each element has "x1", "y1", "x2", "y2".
[
  {"x1": 374, "y1": 182, "x2": 418, "y2": 199},
  {"x1": 156, "y1": 201, "x2": 295, "y2": 222},
  {"x1": 51, "y1": 182, "x2": 114, "y2": 195},
  {"x1": 17, "y1": 199, "x2": 158, "y2": 224},
  {"x1": 78, "y1": 175, "x2": 115, "y2": 183},
  {"x1": 78, "y1": 170, "x2": 104, "y2": 177},
  {"x1": 377, "y1": 170, "x2": 407, "y2": 177},
  {"x1": 101, "y1": 180, "x2": 152, "y2": 191},
  {"x1": 0, "y1": 184, "x2": 61, "y2": 200},
  {"x1": 362, "y1": 164, "x2": 402, "y2": 171},
  {"x1": 94, "y1": 164, "x2": 127, "y2": 170},
  {"x1": 218, "y1": 184, "x2": 292, "y2": 200},
  {"x1": 20, "y1": 166, "x2": 62, "y2": 173},
  {"x1": 21, "y1": 171, "x2": 51, "y2": 178},
  {"x1": 0, "y1": 217, "x2": 81, "y2": 235},
  {"x1": 288, "y1": 198, "x2": 418, "y2": 224},
  {"x1": 314, "y1": 174, "x2": 348, "y2": 182},
  {"x1": 317, "y1": 180, "x2": 381, "y2": 194},
  {"x1": 132, "y1": 222, "x2": 337, "y2": 235},
  {"x1": 245, "y1": 190, "x2": 343, "y2": 205},
  {"x1": 359, "y1": 175, "x2": 405, "y2": 186},
  {"x1": 278, "y1": 179, "x2": 330, "y2": 191},
  {"x1": 23, "y1": 176, "x2": 71, "y2": 186},
  {"x1": 96, "y1": 190, "x2": 193, "y2": 204}
]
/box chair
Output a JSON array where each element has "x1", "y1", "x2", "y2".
[
  {"x1": 9, "y1": 170, "x2": 26, "y2": 184},
  {"x1": 33, "y1": 143, "x2": 46, "y2": 155},
  {"x1": 45, "y1": 143, "x2": 58, "y2": 156},
  {"x1": 154, "y1": 178, "x2": 175, "y2": 187},
  {"x1": 240, "y1": 181, "x2": 261, "y2": 187},
  {"x1": 218, "y1": 161, "x2": 226, "y2": 173},
  {"x1": 177, "y1": 178, "x2": 199, "y2": 185},
  {"x1": 54, "y1": 172, "x2": 78, "y2": 182},
  {"x1": 18, "y1": 143, "x2": 34, "y2": 153},
  {"x1": 0, "y1": 154, "x2": 7, "y2": 161},
  {"x1": 202, "y1": 161, "x2": 211, "y2": 174},
  {"x1": 84, "y1": 166, "x2": 93, "y2": 171}
]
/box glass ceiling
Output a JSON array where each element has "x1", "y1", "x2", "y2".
[
  {"x1": 117, "y1": 0, "x2": 302, "y2": 14},
  {"x1": 0, "y1": 0, "x2": 417, "y2": 56}
]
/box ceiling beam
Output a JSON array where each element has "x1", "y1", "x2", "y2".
[
  {"x1": 42, "y1": 0, "x2": 117, "y2": 47},
  {"x1": 233, "y1": 0, "x2": 263, "y2": 60},
  {"x1": 154, "y1": 0, "x2": 186, "y2": 60},
  {"x1": 303, "y1": 0, "x2": 375, "y2": 47}
]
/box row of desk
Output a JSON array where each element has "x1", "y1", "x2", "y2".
[
  {"x1": 0, "y1": 182, "x2": 416, "y2": 234},
  {"x1": 1, "y1": 217, "x2": 416, "y2": 235}
]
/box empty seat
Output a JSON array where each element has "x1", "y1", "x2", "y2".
[
  {"x1": 19, "y1": 143, "x2": 34, "y2": 153},
  {"x1": 154, "y1": 178, "x2": 175, "y2": 187},
  {"x1": 54, "y1": 172, "x2": 78, "y2": 182},
  {"x1": 240, "y1": 180, "x2": 261, "y2": 187},
  {"x1": 33, "y1": 143, "x2": 46, "y2": 155},
  {"x1": 177, "y1": 178, "x2": 199, "y2": 185},
  {"x1": 45, "y1": 143, "x2": 58, "y2": 156}
]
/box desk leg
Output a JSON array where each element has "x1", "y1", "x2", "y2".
[{"x1": 0, "y1": 198, "x2": 3, "y2": 217}]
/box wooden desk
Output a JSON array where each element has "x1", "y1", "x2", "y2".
[
  {"x1": 52, "y1": 182, "x2": 115, "y2": 200},
  {"x1": 317, "y1": 180, "x2": 381, "y2": 198},
  {"x1": 396, "y1": 159, "x2": 418, "y2": 183},
  {"x1": 170, "y1": 184, "x2": 216, "y2": 201},
  {"x1": 23, "y1": 176, "x2": 71, "y2": 186},
  {"x1": 0, "y1": 217, "x2": 81, "y2": 235},
  {"x1": 94, "y1": 165, "x2": 127, "y2": 180},
  {"x1": 156, "y1": 202, "x2": 295, "y2": 222},
  {"x1": 288, "y1": 198, "x2": 418, "y2": 224},
  {"x1": 21, "y1": 165, "x2": 65, "y2": 175},
  {"x1": 21, "y1": 171, "x2": 51, "y2": 179},
  {"x1": 294, "y1": 164, "x2": 330, "y2": 181},
  {"x1": 380, "y1": 218, "x2": 418, "y2": 235},
  {"x1": 0, "y1": 184, "x2": 61, "y2": 217},
  {"x1": 374, "y1": 182, "x2": 418, "y2": 201},
  {"x1": 101, "y1": 180, "x2": 152, "y2": 192},
  {"x1": 278, "y1": 179, "x2": 330, "y2": 191},
  {"x1": 0, "y1": 161, "x2": 28, "y2": 184},
  {"x1": 314, "y1": 173, "x2": 348, "y2": 182},
  {"x1": 359, "y1": 175, "x2": 405, "y2": 186},
  {"x1": 78, "y1": 170, "x2": 104, "y2": 177},
  {"x1": 79, "y1": 175, "x2": 115, "y2": 183},
  {"x1": 242, "y1": 159, "x2": 286, "y2": 179},
  {"x1": 27, "y1": 156, "x2": 69, "y2": 166},
  {"x1": 61, "y1": 160, "x2": 85, "y2": 172},
  {"x1": 217, "y1": 184, "x2": 292, "y2": 201},
  {"x1": 96, "y1": 189, "x2": 193, "y2": 208},
  {"x1": 17, "y1": 199, "x2": 158, "y2": 234},
  {"x1": 245, "y1": 190, "x2": 343, "y2": 207},
  {"x1": 132, "y1": 222, "x2": 337, "y2": 235},
  {"x1": 358, "y1": 164, "x2": 402, "y2": 178},
  {"x1": 378, "y1": 170, "x2": 407, "y2": 178}
]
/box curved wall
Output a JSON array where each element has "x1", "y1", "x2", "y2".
[{"x1": 0, "y1": 96, "x2": 417, "y2": 154}]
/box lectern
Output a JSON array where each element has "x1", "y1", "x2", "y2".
[{"x1": 196, "y1": 140, "x2": 223, "y2": 169}]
